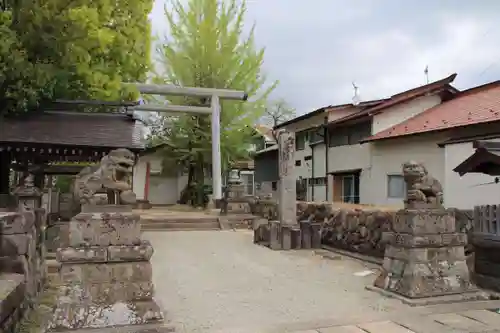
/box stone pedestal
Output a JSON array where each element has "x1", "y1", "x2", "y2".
[
  {"x1": 50, "y1": 205, "x2": 163, "y2": 331},
  {"x1": 222, "y1": 181, "x2": 251, "y2": 215},
  {"x1": 369, "y1": 209, "x2": 483, "y2": 305}
]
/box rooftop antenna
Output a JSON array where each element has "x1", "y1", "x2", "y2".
[
  {"x1": 352, "y1": 82, "x2": 361, "y2": 106},
  {"x1": 424, "y1": 65, "x2": 429, "y2": 84}
]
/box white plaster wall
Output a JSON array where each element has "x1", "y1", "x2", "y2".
[
  {"x1": 312, "y1": 144, "x2": 327, "y2": 201},
  {"x1": 148, "y1": 176, "x2": 178, "y2": 205},
  {"x1": 371, "y1": 95, "x2": 442, "y2": 134},
  {"x1": 367, "y1": 133, "x2": 447, "y2": 207},
  {"x1": 445, "y1": 139, "x2": 500, "y2": 209},
  {"x1": 133, "y1": 157, "x2": 149, "y2": 200}
]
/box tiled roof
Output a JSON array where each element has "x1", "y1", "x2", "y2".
[
  {"x1": 0, "y1": 111, "x2": 146, "y2": 150},
  {"x1": 329, "y1": 74, "x2": 458, "y2": 126},
  {"x1": 363, "y1": 80, "x2": 500, "y2": 142},
  {"x1": 274, "y1": 98, "x2": 387, "y2": 129},
  {"x1": 255, "y1": 125, "x2": 275, "y2": 142}
]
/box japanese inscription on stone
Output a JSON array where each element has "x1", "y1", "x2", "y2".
[{"x1": 278, "y1": 131, "x2": 297, "y2": 226}]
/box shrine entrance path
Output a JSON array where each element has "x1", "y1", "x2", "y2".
[{"x1": 144, "y1": 230, "x2": 408, "y2": 333}]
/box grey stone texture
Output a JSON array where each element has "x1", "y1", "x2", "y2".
[
  {"x1": 278, "y1": 131, "x2": 297, "y2": 226},
  {"x1": 50, "y1": 208, "x2": 163, "y2": 331},
  {"x1": 251, "y1": 201, "x2": 476, "y2": 260},
  {"x1": 373, "y1": 208, "x2": 476, "y2": 299},
  {"x1": 0, "y1": 192, "x2": 47, "y2": 333}
]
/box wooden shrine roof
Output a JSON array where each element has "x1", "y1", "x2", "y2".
[
  {"x1": 0, "y1": 108, "x2": 147, "y2": 162},
  {"x1": 453, "y1": 141, "x2": 500, "y2": 176}
]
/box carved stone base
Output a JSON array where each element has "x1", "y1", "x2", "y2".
[
  {"x1": 50, "y1": 211, "x2": 163, "y2": 331},
  {"x1": 372, "y1": 209, "x2": 478, "y2": 301}
]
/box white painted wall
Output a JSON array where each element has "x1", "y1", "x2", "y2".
[
  {"x1": 133, "y1": 157, "x2": 148, "y2": 200},
  {"x1": 312, "y1": 144, "x2": 327, "y2": 201},
  {"x1": 367, "y1": 133, "x2": 447, "y2": 207},
  {"x1": 444, "y1": 139, "x2": 500, "y2": 209},
  {"x1": 148, "y1": 176, "x2": 178, "y2": 205},
  {"x1": 371, "y1": 95, "x2": 442, "y2": 134},
  {"x1": 268, "y1": 95, "x2": 445, "y2": 203}
]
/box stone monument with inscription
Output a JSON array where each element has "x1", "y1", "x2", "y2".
[
  {"x1": 254, "y1": 131, "x2": 311, "y2": 250},
  {"x1": 49, "y1": 149, "x2": 164, "y2": 330},
  {"x1": 368, "y1": 161, "x2": 483, "y2": 305}
]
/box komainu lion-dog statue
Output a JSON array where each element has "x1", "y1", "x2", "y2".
[
  {"x1": 74, "y1": 148, "x2": 137, "y2": 206},
  {"x1": 402, "y1": 160, "x2": 444, "y2": 209}
]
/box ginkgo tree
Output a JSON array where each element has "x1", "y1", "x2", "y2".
[{"x1": 150, "y1": 0, "x2": 277, "y2": 206}]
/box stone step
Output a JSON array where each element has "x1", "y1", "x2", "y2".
[
  {"x1": 141, "y1": 221, "x2": 220, "y2": 231},
  {"x1": 141, "y1": 217, "x2": 219, "y2": 224}
]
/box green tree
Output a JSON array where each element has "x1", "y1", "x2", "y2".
[
  {"x1": 151, "y1": 0, "x2": 277, "y2": 206},
  {"x1": 261, "y1": 98, "x2": 296, "y2": 140},
  {"x1": 0, "y1": 0, "x2": 152, "y2": 115}
]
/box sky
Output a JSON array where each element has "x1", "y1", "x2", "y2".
[{"x1": 150, "y1": 0, "x2": 500, "y2": 115}]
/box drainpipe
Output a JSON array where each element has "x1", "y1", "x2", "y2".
[
  {"x1": 324, "y1": 116, "x2": 329, "y2": 201},
  {"x1": 311, "y1": 142, "x2": 315, "y2": 201}
]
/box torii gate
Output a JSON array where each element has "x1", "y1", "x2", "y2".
[{"x1": 132, "y1": 84, "x2": 248, "y2": 201}]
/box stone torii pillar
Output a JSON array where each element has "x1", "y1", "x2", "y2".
[{"x1": 132, "y1": 84, "x2": 248, "y2": 202}]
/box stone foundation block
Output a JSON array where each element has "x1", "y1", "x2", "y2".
[
  {"x1": 59, "y1": 262, "x2": 153, "y2": 284},
  {"x1": 56, "y1": 280, "x2": 155, "y2": 303},
  {"x1": 393, "y1": 209, "x2": 456, "y2": 234},
  {"x1": 300, "y1": 221, "x2": 311, "y2": 249},
  {"x1": 107, "y1": 241, "x2": 154, "y2": 262},
  {"x1": 49, "y1": 299, "x2": 163, "y2": 331},
  {"x1": 311, "y1": 223, "x2": 321, "y2": 248},
  {"x1": 269, "y1": 221, "x2": 281, "y2": 250},
  {"x1": 69, "y1": 212, "x2": 141, "y2": 247},
  {"x1": 56, "y1": 246, "x2": 108, "y2": 263},
  {"x1": 382, "y1": 231, "x2": 466, "y2": 248},
  {"x1": 281, "y1": 226, "x2": 292, "y2": 250},
  {"x1": 291, "y1": 227, "x2": 301, "y2": 249},
  {"x1": 373, "y1": 209, "x2": 476, "y2": 300}
]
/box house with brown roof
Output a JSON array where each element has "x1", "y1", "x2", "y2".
[
  {"x1": 256, "y1": 73, "x2": 500, "y2": 209},
  {"x1": 360, "y1": 79, "x2": 500, "y2": 209}
]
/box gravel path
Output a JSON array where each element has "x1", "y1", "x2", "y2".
[{"x1": 144, "y1": 230, "x2": 408, "y2": 333}]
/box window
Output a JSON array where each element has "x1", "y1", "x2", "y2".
[
  {"x1": 328, "y1": 128, "x2": 349, "y2": 147},
  {"x1": 348, "y1": 122, "x2": 372, "y2": 143},
  {"x1": 340, "y1": 174, "x2": 360, "y2": 203},
  {"x1": 295, "y1": 160, "x2": 301, "y2": 166},
  {"x1": 387, "y1": 175, "x2": 406, "y2": 198},
  {"x1": 295, "y1": 131, "x2": 307, "y2": 150},
  {"x1": 241, "y1": 172, "x2": 255, "y2": 196},
  {"x1": 309, "y1": 127, "x2": 324, "y2": 144},
  {"x1": 308, "y1": 177, "x2": 327, "y2": 186},
  {"x1": 328, "y1": 121, "x2": 372, "y2": 147}
]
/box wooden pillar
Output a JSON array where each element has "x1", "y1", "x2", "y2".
[{"x1": 0, "y1": 151, "x2": 11, "y2": 194}]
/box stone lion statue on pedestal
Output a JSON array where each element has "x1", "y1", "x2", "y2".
[
  {"x1": 402, "y1": 161, "x2": 443, "y2": 209},
  {"x1": 74, "y1": 148, "x2": 137, "y2": 206}
]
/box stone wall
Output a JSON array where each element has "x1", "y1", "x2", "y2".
[
  {"x1": 0, "y1": 210, "x2": 47, "y2": 332},
  {"x1": 251, "y1": 201, "x2": 475, "y2": 259}
]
